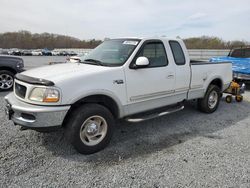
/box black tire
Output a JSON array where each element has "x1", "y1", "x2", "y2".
[
  {"x1": 225, "y1": 95, "x2": 232, "y2": 103},
  {"x1": 198, "y1": 84, "x2": 221, "y2": 113},
  {"x1": 0, "y1": 70, "x2": 15, "y2": 91},
  {"x1": 65, "y1": 104, "x2": 115, "y2": 154}
]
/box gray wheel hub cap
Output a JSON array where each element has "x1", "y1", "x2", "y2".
[
  {"x1": 208, "y1": 90, "x2": 218, "y2": 109},
  {"x1": 80, "y1": 115, "x2": 108, "y2": 146},
  {"x1": 0, "y1": 74, "x2": 13, "y2": 90}
]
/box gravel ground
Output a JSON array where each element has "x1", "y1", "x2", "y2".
[
  {"x1": 0, "y1": 57, "x2": 250, "y2": 187},
  {"x1": 1, "y1": 91, "x2": 250, "y2": 187}
]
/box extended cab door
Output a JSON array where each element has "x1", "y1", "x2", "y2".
[
  {"x1": 124, "y1": 40, "x2": 176, "y2": 114},
  {"x1": 169, "y1": 40, "x2": 191, "y2": 97}
]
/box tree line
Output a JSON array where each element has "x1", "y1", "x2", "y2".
[
  {"x1": 0, "y1": 31, "x2": 249, "y2": 49},
  {"x1": 183, "y1": 36, "x2": 249, "y2": 49},
  {"x1": 0, "y1": 31, "x2": 102, "y2": 49}
]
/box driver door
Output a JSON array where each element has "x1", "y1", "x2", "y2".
[{"x1": 125, "y1": 40, "x2": 176, "y2": 113}]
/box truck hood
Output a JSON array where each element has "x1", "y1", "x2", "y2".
[{"x1": 21, "y1": 63, "x2": 114, "y2": 83}]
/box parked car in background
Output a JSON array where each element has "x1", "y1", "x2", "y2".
[
  {"x1": 21, "y1": 50, "x2": 32, "y2": 56},
  {"x1": 68, "y1": 51, "x2": 77, "y2": 56},
  {"x1": 66, "y1": 52, "x2": 89, "y2": 63},
  {"x1": 0, "y1": 55, "x2": 24, "y2": 91},
  {"x1": 210, "y1": 47, "x2": 250, "y2": 81},
  {"x1": 11, "y1": 49, "x2": 22, "y2": 56},
  {"x1": 66, "y1": 55, "x2": 82, "y2": 63},
  {"x1": 51, "y1": 50, "x2": 61, "y2": 56},
  {"x1": 0, "y1": 49, "x2": 10, "y2": 55},
  {"x1": 59, "y1": 51, "x2": 69, "y2": 56},
  {"x1": 31, "y1": 50, "x2": 43, "y2": 56},
  {"x1": 42, "y1": 48, "x2": 52, "y2": 56}
]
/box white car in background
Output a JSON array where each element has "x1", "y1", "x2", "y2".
[
  {"x1": 51, "y1": 50, "x2": 61, "y2": 56},
  {"x1": 31, "y1": 50, "x2": 42, "y2": 56},
  {"x1": 67, "y1": 52, "x2": 89, "y2": 63}
]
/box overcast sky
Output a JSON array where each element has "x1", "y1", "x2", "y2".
[{"x1": 0, "y1": 0, "x2": 250, "y2": 41}]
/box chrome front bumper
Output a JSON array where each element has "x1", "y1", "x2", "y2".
[{"x1": 4, "y1": 93, "x2": 70, "y2": 128}]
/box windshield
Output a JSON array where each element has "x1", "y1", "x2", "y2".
[{"x1": 82, "y1": 39, "x2": 140, "y2": 66}]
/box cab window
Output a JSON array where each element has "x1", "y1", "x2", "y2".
[
  {"x1": 169, "y1": 41, "x2": 186, "y2": 65},
  {"x1": 230, "y1": 49, "x2": 244, "y2": 58},
  {"x1": 244, "y1": 49, "x2": 250, "y2": 58},
  {"x1": 137, "y1": 42, "x2": 168, "y2": 68}
]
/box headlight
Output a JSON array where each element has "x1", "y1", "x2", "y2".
[
  {"x1": 29, "y1": 88, "x2": 60, "y2": 103},
  {"x1": 16, "y1": 61, "x2": 24, "y2": 69}
]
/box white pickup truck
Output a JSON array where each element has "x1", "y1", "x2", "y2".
[{"x1": 5, "y1": 37, "x2": 232, "y2": 154}]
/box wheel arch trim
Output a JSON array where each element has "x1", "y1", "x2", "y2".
[
  {"x1": 205, "y1": 76, "x2": 224, "y2": 92},
  {"x1": 0, "y1": 67, "x2": 17, "y2": 74},
  {"x1": 68, "y1": 90, "x2": 125, "y2": 118}
]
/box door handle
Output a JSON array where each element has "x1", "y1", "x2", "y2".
[{"x1": 167, "y1": 74, "x2": 174, "y2": 79}]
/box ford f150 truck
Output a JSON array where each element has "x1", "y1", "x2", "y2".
[{"x1": 4, "y1": 38, "x2": 232, "y2": 154}]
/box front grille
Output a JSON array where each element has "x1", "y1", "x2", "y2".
[{"x1": 15, "y1": 82, "x2": 27, "y2": 98}]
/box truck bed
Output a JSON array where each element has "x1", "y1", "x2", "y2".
[{"x1": 188, "y1": 60, "x2": 232, "y2": 100}]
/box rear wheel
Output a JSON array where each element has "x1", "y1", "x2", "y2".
[
  {"x1": 65, "y1": 104, "x2": 115, "y2": 154},
  {"x1": 0, "y1": 70, "x2": 14, "y2": 91},
  {"x1": 198, "y1": 85, "x2": 221, "y2": 113}
]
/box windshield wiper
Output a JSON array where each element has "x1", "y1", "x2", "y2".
[{"x1": 83, "y1": 59, "x2": 104, "y2": 66}]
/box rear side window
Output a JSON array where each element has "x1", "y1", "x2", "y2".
[
  {"x1": 244, "y1": 49, "x2": 250, "y2": 58},
  {"x1": 230, "y1": 49, "x2": 244, "y2": 58},
  {"x1": 169, "y1": 41, "x2": 186, "y2": 65},
  {"x1": 138, "y1": 42, "x2": 168, "y2": 68}
]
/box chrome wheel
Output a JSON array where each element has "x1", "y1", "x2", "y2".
[
  {"x1": 208, "y1": 90, "x2": 218, "y2": 109},
  {"x1": 79, "y1": 115, "x2": 108, "y2": 146},
  {"x1": 0, "y1": 74, "x2": 14, "y2": 90}
]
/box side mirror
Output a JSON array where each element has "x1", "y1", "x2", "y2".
[{"x1": 135, "y1": 57, "x2": 149, "y2": 68}]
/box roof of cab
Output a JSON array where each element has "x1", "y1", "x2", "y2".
[{"x1": 111, "y1": 37, "x2": 182, "y2": 42}]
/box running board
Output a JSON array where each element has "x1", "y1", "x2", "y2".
[{"x1": 125, "y1": 104, "x2": 184, "y2": 123}]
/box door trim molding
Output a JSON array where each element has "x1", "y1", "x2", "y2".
[
  {"x1": 130, "y1": 90, "x2": 175, "y2": 102},
  {"x1": 175, "y1": 87, "x2": 189, "y2": 93}
]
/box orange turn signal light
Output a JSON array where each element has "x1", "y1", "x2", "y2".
[{"x1": 43, "y1": 97, "x2": 59, "y2": 103}]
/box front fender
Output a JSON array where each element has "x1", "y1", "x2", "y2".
[{"x1": 67, "y1": 89, "x2": 125, "y2": 118}]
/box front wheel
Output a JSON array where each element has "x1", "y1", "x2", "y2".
[
  {"x1": 198, "y1": 85, "x2": 221, "y2": 113},
  {"x1": 65, "y1": 104, "x2": 115, "y2": 154}
]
